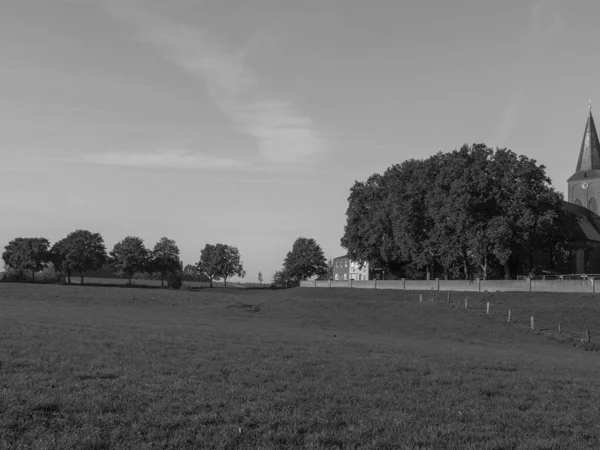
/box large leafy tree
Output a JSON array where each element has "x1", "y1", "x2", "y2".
[
  {"x1": 197, "y1": 244, "x2": 220, "y2": 287},
  {"x1": 342, "y1": 144, "x2": 567, "y2": 280},
  {"x1": 151, "y1": 237, "x2": 181, "y2": 287},
  {"x1": 109, "y1": 237, "x2": 149, "y2": 285},
  {"x1": 55, "y1": 230, "x2": 107, "y2": 284},
  {"x1": 197, "y1": 243, "x2": 246, "y2": 287},
  {"x1": 2, "y1": 237, "x2": 51, "y2": 282},
  {"x1": 50, "y1": 238, "x2": 71, "y2": 283},
  {"x1": 282, "y1": 237, "x2": 328, "y2": 284}
]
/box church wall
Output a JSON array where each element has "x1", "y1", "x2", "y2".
[{"x1": 569, "y1": 181, "x2": 600, "y2": 213}]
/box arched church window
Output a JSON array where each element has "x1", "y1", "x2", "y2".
[
  {"x1": 589, "y1": 197, "x2": 598, "y2": 213},
  {"x1": 575, "y1": 198, "x2": 583, "y2": 206}
]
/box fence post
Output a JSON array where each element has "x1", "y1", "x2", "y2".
[
  {"x1": 350, "y1": 278, "x2": 353, "y2": 288},
  {"x1": 314, "y1": 279, "x2": 317, "y2": 288},
  {"x1": 374, "y1": 278, "x2": 377, "y2": 289},
  {"x1": 419, "y1": 294, "x2": 422, "y2": 303},
  {"x1": 447, "y1": 292, "x2": 450, "y2": 303},
  {"x1": 464, "y1": 298, "x2": 468, "y2": 309},
  {"x1": 486, "y1": 302, "x2": 490, "y2": 315},
  {"x1": 558, "y1": 322, "x2": 562, "y2": 335},
  {"x1": 507, "y1": 309, "x2": 511, "y2": 323},
  {"x1": 402, "y1": 278, "x2": 406, "y2": 290},
  {"x1": 530, "y1": 316, "x2": 534, "y2": 331},
  {"x1": 528, "y1": 277, "x2": 532, "y2": 292},
  {"x1": 436, "y1": 278, "x2": 440, "y2": 291}
]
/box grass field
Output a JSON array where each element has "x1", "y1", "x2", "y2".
[{"x1": 1, "y1": 284, "x2": 600, "y2": 449}]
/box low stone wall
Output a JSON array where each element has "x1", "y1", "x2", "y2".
[
  {"x1": 439, "y1": 280, "x2": 480, "y2": 292},
  {"x1": 531, "y1": 279, "x2": 594, "y2": 293},
  {"x1": 300, "y1": 278, "x2": 598, "y2": 293},
  {"x1": 352, "y1": 280, "x2": 377, "y2": 289},
  {"x1": 480, "y1": 280, "x2": 530, "y2": 292},
  {"x1": 375, "y1": 280, "x2": 406, "y2": 290}
]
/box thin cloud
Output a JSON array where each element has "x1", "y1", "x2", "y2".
[
  {"x1": 71, "y1": 150, "x2": 248, "y2": 170},
  {"x1": 100, "y1": 1, "x2": 327, "y2": 164},
  {"x1": 526, "y1": 0, "x2": 564, "y2": 53},
  {"x1": 493, "y1": 94, "x2": 521, "y2": 145}
]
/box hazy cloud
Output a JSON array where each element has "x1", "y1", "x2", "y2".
[
  {"x1": 526, "y1": 0, "x2": 564, "y2": 53},
  {"x1": 101, "y1": 1, "x2": 327, "y2": 164},
  {"x1": 73, "y1": 149, "x2": 248, "y2": 170},
  {"x1": 493, "y1": 94, "x2": 521, "y2": 145}
]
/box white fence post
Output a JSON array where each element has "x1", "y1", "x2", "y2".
[
  {"x1": 530, "y1": 316, "x2": 534, "y2": 331},
  {"x1": 486, "y1": 302, "x2": 490, "y2": 315},
  {"x1": 507, "y1": 309, "x2": 511, "y2": 323}
]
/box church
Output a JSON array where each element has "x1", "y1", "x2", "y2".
[{"x1": 562, "y1": 106, "x2": 600, "y2": 274}]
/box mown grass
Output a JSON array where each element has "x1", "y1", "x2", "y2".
[{"x1": 1, "y1": 284, "x2": 600, "y2": 449}]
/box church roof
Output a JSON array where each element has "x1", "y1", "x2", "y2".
[
  {"x1": 561, "y1": 201, "x2": 600, "y2": 242},
  {"x1": 571, "y1": 109, "x2": 600, "y2": 179}
]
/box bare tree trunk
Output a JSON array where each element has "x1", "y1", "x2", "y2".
[
  {"x1": 481, "y1": 254, "x2": 488, "y2": 280},
  {"x1": 161, "y1": 275, "x2": 164, "y2": 288},
  {"x1": 80, "y1": 273, "x2": 84, "y2": 284},
  {"x1": 209, "y1": 276, "x2": 213, "y2": 288},
  {"x1": 224, "y1": 276, "x2": 227, "y2": 288},
  {"x1": 504, "y1": 261, "x2": 511, "y2": 280},
  {"x1": 31, "y1": 270, "x2": 35, "y2": 283}
]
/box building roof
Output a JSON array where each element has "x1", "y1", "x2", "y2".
[
  {"x1": 562, "y1": 201, "x2": 600, "y2": 242},
  {"x1": 568, "y1": 109, "x2": 600, "y2": 181}
]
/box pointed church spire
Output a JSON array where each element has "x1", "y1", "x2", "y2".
[{"x1": 575, "y1": 104, "x2": 600, "y2": 172}]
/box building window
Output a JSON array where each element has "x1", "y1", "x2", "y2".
[
  {"x1": 575, "y1": 198, "x2": 583, "y2": 206},
  {"x1": 589, "y1": 197, "x2": 598, "y2": 213},
  {"x1": 335, "y1": 261, "x2": 339, "y2": 268},
  {"x1": 335, "y1": 274, "x2": 339, "y2": 280},
  {"x1": 343, "y1": 273, "x2": 348, "y2": 280},
  {"x1": 345, "y1": 261, "x2": 348, "y2": 267}
]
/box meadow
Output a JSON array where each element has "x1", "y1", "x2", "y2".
[{"x1": 1, "y1": 284, "x2": 600, "y2": 449}]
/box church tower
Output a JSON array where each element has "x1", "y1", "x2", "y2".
[{"x1": 567, "y1": 104, "x2": 600, "y2": 213}]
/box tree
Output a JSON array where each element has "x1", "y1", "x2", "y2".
[
  {"x1": 182, "y1": 264, "x2": 210, "y2": 282},
  {"x1": 2, "y1": 237, "x2": 50, "y2": 282},
  {"x1": 197, "y1": 243, "x2": 246, "y2": 287},
  {"x1": 109, "y1": 237, "x2": 149, "y2": 285},
  {"x1": 341, "y1": 144, "x2": 566, "y2": 280},
  {"x1": 50, "y1": 238, "x2": 71, "y2": 283},
  {"x1": 281, "y1": 237, "x2": 328, "y2": 285},
  {"x1": 258, "y1": 271, "x2": 263, "y2": 284},
  {"x1": 57, "y1": 230, "x2": 107, "y2": 284},
  {"x1": 197, "y1": 244, "x2": 220, "y2": 287},
  {"x1": 151, "y1": 237, "x2": 181, "y2": 287},
  {"x1": 272, "y1": 269, "x2": 296, "y2": 288}
]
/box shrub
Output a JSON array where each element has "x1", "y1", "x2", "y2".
[{"x1": 166, "y1": 272, "x2": 183, "y2": 290}]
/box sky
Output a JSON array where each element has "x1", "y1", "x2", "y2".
[{"x1": 1, "y1": 0, "x2": 600, "y2": 281}]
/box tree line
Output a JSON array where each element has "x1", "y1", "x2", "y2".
[
  {"x1": 2, "y1": 231, "x2": 245, "y2": 288},
  {"x1": 341, "y1": 144, "x2": 571, "y2": 280}
]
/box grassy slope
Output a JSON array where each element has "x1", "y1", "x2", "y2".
[{"x1": 1, "y1": 285, "x2": 600, "y2": 449}]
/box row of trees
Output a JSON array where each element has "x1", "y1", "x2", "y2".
[
  {"x1": 2, "y1": 231, "x2": 246, "y2": 288},
  {"x1": 341, "y1": 144, "x2": 570, "y2": 280}
]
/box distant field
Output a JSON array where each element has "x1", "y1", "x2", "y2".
[
  {"x1": 69, "y1": 277, "x2": 259, "y2": 289},
  {"x1": 1, "y1": 284, "x2": 600, "y2": 449}
]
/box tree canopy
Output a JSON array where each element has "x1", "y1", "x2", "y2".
[
  {"x1": 50, "y1": 230, "x2": 107, "y2": 284},
  {"x1": 109, "y1": 236, "x2": 149, "y2": 284},
  {"x1": 281, "y1": 237, "x2": 328, "y2": 284},
  {"x1": 2, "y1": 237, "x2": 51, "y2": 282},
  {"x1": 342, "y1": 144, "x2": 568, "y2": 280},
  {"x1": 151, "y1": 237, "x2": 181, "y2": 287},
  {"x1": 197, "y1": 243, "x2": 246, "y2": 287}
]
